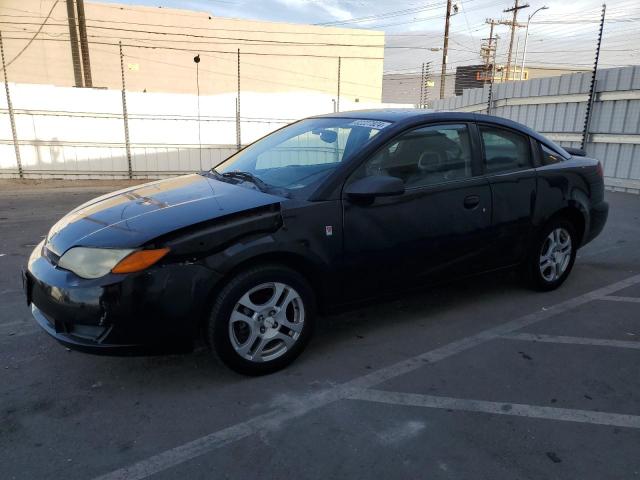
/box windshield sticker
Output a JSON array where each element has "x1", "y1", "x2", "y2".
[{"x1": 347, "y1": 119, "x2": 392, "y2": 130}]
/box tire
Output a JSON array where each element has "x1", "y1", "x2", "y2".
[
  {"x1": 525, "y1": 218, "x2": 577, "y2": 291},
  {"x1": 207, "y1": 264, "x2": 315, "y2": 375}
]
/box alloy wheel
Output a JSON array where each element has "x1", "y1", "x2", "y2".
[
  {"x1": 539, "y1": 227, "x2": 572, "y2": 282},
  {"x1": 228, "y1": 282, "x2": 305, "y2": 362}
]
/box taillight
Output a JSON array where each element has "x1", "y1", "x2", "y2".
[{"x1": 596, "y1": 162, "x2": 604, "y2": 178}]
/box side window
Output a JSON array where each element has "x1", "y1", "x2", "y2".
[
  {"x1": 352, "y1": 124, "x2": 473, "y2": 188},
  {"x1": 480, "y1": 126, "x2": 532, "y2": 173},
  {"x1": 541, "y1": 144, "x2": 562, "y2": 165}
]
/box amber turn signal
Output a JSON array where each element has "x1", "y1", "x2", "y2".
[{"x1": 111, "y1": 248, "x2": 170, "y2": 274}]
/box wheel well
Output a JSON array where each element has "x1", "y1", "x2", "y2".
[
  {"x1": 198, "y1": 252, "x2": 327, "y2": 335},
  {"x1": 548, "y1": 207, "x2": 586, "y2": 246}
]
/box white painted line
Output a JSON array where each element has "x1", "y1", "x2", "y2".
[
  {"x1": 501, "y1": 332, "x2": 640, "y2": 350},
  {"x1": 347, "y1": 389, "x2": 640, "y2": 429},
  {"x1": 92, "y1": 273, "x2": 640, "y2": 480},
  {"x1": 600, "y1": 295, "x2": 640, "y2": 304}
]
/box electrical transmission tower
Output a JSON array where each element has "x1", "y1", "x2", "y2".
[
  {"x1": 481, "y1": 19, "x2": 499, "y2": 84},
  {"x1": 502, "y1": 0, "x2": 529, "y2": 81}
]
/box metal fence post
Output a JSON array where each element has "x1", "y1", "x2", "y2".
[
  {"x1": 336, "y1": 56, "x2": 341, "y2": 113},
  {"x1": 487, "y1": 36, "x2": 499, "y2": 115},
  {"x1": 581, "y1": 3, "x2": 606, "y2": 151},
  {"x1": 0, "y1": 31, "x2": 22, "y2": 179},
  {"x1": 236, "y1": 48, "x2": 241, "y2": 150},
  {"x1": 119, "y1": 41, "x2": 133, "y2": 179}
]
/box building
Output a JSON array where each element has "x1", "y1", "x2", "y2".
[
  {"x1": 453, "y1": 64, "x2": 591, "y2": 96},
  {"x1": 382, "y1": 64, "x2": 590, "y2": 104},
  {"x1": 0, "y1": 0, "x2": 385, "y2": 102}
]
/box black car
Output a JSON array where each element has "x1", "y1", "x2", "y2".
[{"x1": 24, "y1": 110, "x2": 608, "y2": 374}]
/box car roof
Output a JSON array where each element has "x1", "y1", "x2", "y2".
[{"x1": 312, "y1": 108, "x2": 570, "y2": 157}]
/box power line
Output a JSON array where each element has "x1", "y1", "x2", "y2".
[
  {"x1": 0, "y1": 0, "x2": 59, "y2": 71},
  {"x1": 0, "y1": 21, "x2": 388, "y2": 48},
  {"x1": 316, "y1": 4, "x2": 447, "y2": 26},
  {"x1": 0, "y1": 35, "x2": 383, "y2": 59}
]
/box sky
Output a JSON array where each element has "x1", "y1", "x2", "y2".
[{"x1": 99, "y1": 0, "x2": 640, "y2": 73}]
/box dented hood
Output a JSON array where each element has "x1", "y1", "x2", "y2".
[{"x1": 46, "y1": 174, "x2": 284, "y2": 255}]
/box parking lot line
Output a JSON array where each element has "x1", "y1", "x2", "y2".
[
  {"x1": 600, "y1": 295, "x2": 640, "y2": 304},
  {"x1": 91, "y1": 272, "x2": 640, "y2": 480},
  {"x1": 500, "y1": 332, "x2": 640, "y2": 350},
  {"x1": 347, "y1": 389, "x2": 640, "y2": 429}
]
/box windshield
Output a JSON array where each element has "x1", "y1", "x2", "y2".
[{"x1": 213, "y1": 117, "x2": 392, "y2": 195}]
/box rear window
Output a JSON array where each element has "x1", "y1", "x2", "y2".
[{"x1": 480, "y1": 126, "x2": 532, "y2": 173}]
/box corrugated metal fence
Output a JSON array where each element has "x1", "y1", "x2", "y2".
[
  {"x1": 0, "y1": 83, "x2": 410, "y2": 180},
  {"x1": 429, "y1": 66, "x2": 640, "y2": 194}
]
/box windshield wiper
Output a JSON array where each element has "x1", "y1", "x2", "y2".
[
  {"x1": 208, "y1": 169, "x2": 290, "y2": 198},
  {"x1": 215, "y1": 170, "x2": 270, "y2": 192}
]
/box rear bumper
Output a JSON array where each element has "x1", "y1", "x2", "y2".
[
  {"x1": 24, "y1": 246, "x2": 222, "y2": 356},
  {"x1": 583, "y1": 200, "x2": 609, "y2": 245}
]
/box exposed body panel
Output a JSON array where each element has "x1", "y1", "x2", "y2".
[{"x1": 46, "y1": 174, "x2": 285, "y2": 255}]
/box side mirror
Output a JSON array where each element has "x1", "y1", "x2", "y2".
[{"x1": 344, "y1": 175, "x2": 405, "y2": 200}]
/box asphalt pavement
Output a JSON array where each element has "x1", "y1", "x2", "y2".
[{"x1": 1, "y1": 181, "x2": 639, "y2": 480}]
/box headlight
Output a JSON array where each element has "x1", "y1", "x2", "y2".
[
  {"x1": 58, "y1": 247, "x2": 135, "y2": 279},
  {"x1": 57, "y1": 247, "x2": 170, "y2": 279},
  {"x1": 28, "y1": 240, "x2": 45, "y2": 268}
]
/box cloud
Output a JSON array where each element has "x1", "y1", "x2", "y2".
[{"x1": 274, "y1": 0, "x2": 353, "y2": 22}]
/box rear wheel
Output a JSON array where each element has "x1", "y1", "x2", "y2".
[
  {"x1": 525, "y1": 219, "x2": 577, "y2": 291},
  {"x1": 207, "y1": 265, "x2": 315, "y2": 375}
]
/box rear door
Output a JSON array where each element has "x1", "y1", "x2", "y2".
[
  {"x1": 341, "y1": 123, "x2": 493, "y2": 299},
  {"x1": 478, "y1": 123, "x2": 537, "y2": 266}
]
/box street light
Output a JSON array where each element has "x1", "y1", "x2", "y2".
[{"x1": 520, "y1": 6, "x2": 549, "y2": 80}]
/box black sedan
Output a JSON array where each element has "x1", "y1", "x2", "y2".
[{"x1": 24, "y1": 110, "x2": 608, "y2": 375}]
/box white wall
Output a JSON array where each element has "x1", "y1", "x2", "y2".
[{"x1": 0, "y1": 82, "x2": 410, "y2": 179}]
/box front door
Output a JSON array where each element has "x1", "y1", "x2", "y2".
[{"x1": 341, "y1": 123, "x2": 493, "y2": 300}]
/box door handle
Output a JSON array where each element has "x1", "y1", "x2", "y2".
[{"x1": 463, "y1": 195, "x2": 480, "y2": 209}]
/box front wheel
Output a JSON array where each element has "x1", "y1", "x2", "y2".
[
  {"x1": 525, "y1": 219, "x2": 577, "y2": 291},
  {"x1": 207, "y1": 265, "x2": 315, "y2": 375}
]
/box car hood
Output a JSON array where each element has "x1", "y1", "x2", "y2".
[{"x1": 46, "y1": 174, "x2": 285, "y2": 255}]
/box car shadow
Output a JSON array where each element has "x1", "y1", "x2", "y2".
[{"x1": 89, "y1": 269, "x2": 524, "y2": 387}]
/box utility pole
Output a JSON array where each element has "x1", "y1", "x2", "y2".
[
  {"x1": 581, "y1": 3, "x2": 606, "y2": 151},
  {"x1": 65, "y1": 0, "x2": 83, "y2": 87},
  {"x1": 439, "y1": 0, "x2": 453, "y2": 99},
  {"x1": 76, "y1": 0, "x2": 92, "y2": 87},
  {"x1": 481, "y1": 19, "x2": 498, "y2": 85},
  {"x1": 503, "y1": 0, "x2": 529, "y2": 82}
]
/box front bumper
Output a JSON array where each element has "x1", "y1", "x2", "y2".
[
  {"x1": 30, "y1": 303, "x2": 145, "y2": 355},
  {"x1": 25, "y1": 246, "x2": 221, "y2": 356}
]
